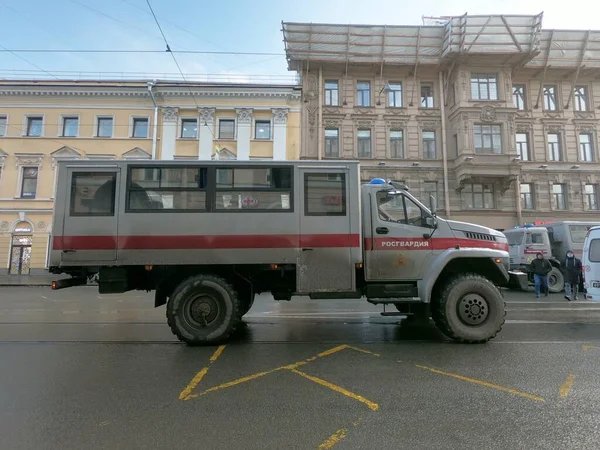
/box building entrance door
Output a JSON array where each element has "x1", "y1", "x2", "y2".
[{"x1": 10, "y1": 235, "x2": 32, "y2": 275}]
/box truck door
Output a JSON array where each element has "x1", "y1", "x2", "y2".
[
  {"x1": 371, "y1": 191, "x2": 434, "y2": 280},
  {"x1": 59, "y1": 167, "x2": 120, "y2": 263},
  {"x1": 524, "y1": 230, "x2": 548, "y2": 264},
  {"x1": 297, "y1": 168, "x2": 354, "y2": 293}
]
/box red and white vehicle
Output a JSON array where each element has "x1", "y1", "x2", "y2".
[{"x1": 49, "y1": 160, "x2": 521, "y2": 344}]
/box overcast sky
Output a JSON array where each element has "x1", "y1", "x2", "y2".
[{"x1": 0, "y1": 0, "x2": 598, "y2": 82}]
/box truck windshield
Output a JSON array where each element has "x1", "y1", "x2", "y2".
[{"x1": 505, "y1": 232, "x2": 524, "y2": 246}]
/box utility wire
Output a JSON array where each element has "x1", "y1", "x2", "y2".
[
  {"x1": 0, "y1": 49, "x2": 285, "y2": 56},
  {"x1": 0, "y1": 44, "x2": 59, "y2": 80}
]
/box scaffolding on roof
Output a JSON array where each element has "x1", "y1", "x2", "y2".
[{"x1": 282, "y1": 14, "x2": 600, "y2": 71}]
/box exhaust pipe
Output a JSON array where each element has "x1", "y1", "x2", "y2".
[{"x1": 51, "y1": 278, "x2": 87, "y2": 290}]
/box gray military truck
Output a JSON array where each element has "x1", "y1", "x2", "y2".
[
  {"x1": 504, "y1": 221, "x2": 600, "y2": 292},
  {"x1": 49, "y1": 159, "x2": 523, "y2": 345}
]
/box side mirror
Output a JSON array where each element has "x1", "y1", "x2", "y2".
[{"x1": 429, "y1": 194, "x2": 437, "y2": 217}]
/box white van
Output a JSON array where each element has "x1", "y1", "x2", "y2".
[{"x1": 582, "y1": 226, "x2": 600, "y2": 301}]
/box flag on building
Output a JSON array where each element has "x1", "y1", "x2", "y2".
[{"x1": 214, "y1": 143, "x2": 222, "y2": 160}]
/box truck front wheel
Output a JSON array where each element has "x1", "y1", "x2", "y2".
[
  {"x1": 548, "y1": 266, "x2": 564, "y2": 293},
  {"x1": 432, "y1": 274, "x2": 505, "y2": 343},
  {"x1": 166, "y1": 274, "x2": 241, "y2": 345}
]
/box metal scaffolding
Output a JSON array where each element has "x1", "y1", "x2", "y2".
[{"x1": 282, "y1": 14, "x2": 600, "y2": 71}]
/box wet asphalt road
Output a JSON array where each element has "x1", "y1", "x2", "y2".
[{"x1": 1, "y1": 287, "x2": 600, "y2": 449}]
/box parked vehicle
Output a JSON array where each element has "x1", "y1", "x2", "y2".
[
  {"x1": 49, "y1": 160, "x2": 525, "y2": 344},
  {"x1": 582, "y1": 226, "x2": 600, "y2": 301},
  {"x1": 504, "y1": 221, "x2": 600, "y2": 292}
]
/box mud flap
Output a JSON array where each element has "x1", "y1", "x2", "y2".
[{"x1": 507, "y1": 271, "x2": 529, "y2": 291}]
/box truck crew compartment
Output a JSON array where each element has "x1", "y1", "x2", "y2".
[{"x1": 49, "y1": 160, "x2": 363, "y2": 297}]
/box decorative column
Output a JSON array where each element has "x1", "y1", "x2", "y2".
[
  {"x1": 160, "y1": 107, "x2": 179, "y2": 160},
  {"x1": 272, "y1": 108, "x2": 289, "y2": 161},
  {"x1": 236, "y1": 108, "x2": 253, "y2": 160},
  {"x1": 198, "y1": 107, "x2": 216, "y2": 160}
]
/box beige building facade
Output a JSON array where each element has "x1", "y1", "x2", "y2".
[
  {"x1": 0, "y1": 80, "x2": 301, "y2": 275},
  {"x1": 283, "y1": 14, "x2": 600, "y2": 230}
]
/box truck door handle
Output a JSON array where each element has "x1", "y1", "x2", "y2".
[
  {"x1": 62, "y1": 250, "x2": 76, "y2": 254},
  {"x1": 302, "y1": 248, "x2": 313, "y2": 251},
  {"x1": 376, "y1": 227, "x2": 389, "y2": 235}
]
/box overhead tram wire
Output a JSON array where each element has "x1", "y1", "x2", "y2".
[
  {"x1": 0, "y1": 44, "x2": 59, "y2": 80},
  {"x1": 144, "y1": 0, "x2": 223, "y2": 159},
  {"x1": 0, "y1": 49, "x2": 285, "y2": 57}
]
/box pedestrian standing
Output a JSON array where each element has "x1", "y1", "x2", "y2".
[
  {"x1": 529, "y1": 252, "x2": 552, "y2": 298},
  {"x1": 561, "y1": 251, "x2": 582, "y2": 301}
]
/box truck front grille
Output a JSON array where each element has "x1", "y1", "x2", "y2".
[
  {"x1": 463, "y1": 231, "x2": 497, "y2": 242},
  {"x1": 509, "y1": 257, "x2": 514, "y2": 264}
]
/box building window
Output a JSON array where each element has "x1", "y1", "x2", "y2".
[
  {"x1": 0, "y1": 115, "x2": 7, "y2": 136},
  {"x1": 474, "y1": 124, "x2": 502, "y2": 154},
  {"x1": 304, "y1": 173, "x2": 346, "y2": 216},
  {"x1": 470, "y1": 74, "x2": 498, "y2": 100},
  {"x1": 423, "y1": 130, "x2": 436, "y2": 159},
  {"x1": 26, "y1": 116, "x2": 43, "y2": 137},
  {"x1": 132, "y1": 118, "x2": 149, "y2": 138},
  {"x1": 325, "y1": 128, "x2": 339, "y2": 158},
  {"x1": 585, "y1": 184, "x2": 599, "y2": 210},
  {"x1": 552, "y1": 184, "x2": 567, "y2": 210},
  {"x1": 218, "y1": 119, "x2": 235, "y2": 139},
  {"x1": 520, "y1": 183, "x2": 534, "y2": 210},
  {"x1": 462, "y1": 183, "x2": 495, "y2": 209},
  {"x1": 70, "y1": 172, "x2": 117, "y2": 216},
  {"x1": 254, "y1": 120, "x2": 271, "y2": 140},
  {"x1": 387, "y1": 83, "x2": 402, "y2": 107},
  {"x1": 61, "y1": 117, "x2": 78, "y2": 137},
  {"x1": 357, "y1": 129, "x2": 371, "y2": 157},
  {"x1": 547, "y1": 133, "x2": 561, "y2": 161},
  {"x1": 543, "y1": 86, "x2": 557, "y2": 111},
  {"x1": 513, "y1": 85, "x2": 526, "y2": 110},
  {"x1": 579, "y1": 133, "x2": 594, "y2": 162},
  {"x1": 21, "y1": 167, "x2": 38, "y2": 198},
  {"x1": 357, "y1": 81, "x2": 371, "y2": 107},
  {"x1": 180, "y1": 118, "x2": 198, "y2": 139},
  {"x1": 97, "y1": 117, "x2": 113, "y2": 138},
  {"x1": 325, "y1": 80, "x2": 339, "y2": 106},
  {"x1": 574, "y1": 86, "x2": 588, "y2": 111},
  {"x1": 516, "y1": 132, "x2": 530, "y2": 161},
  {"x1": 424, "y1": 181, "x2": 439, "y2": 208},
  {"x1": 421, "y1": 83, "x2": 434, "y2": 108},
  {"x1": 390, "y1": 130, "x2": 404, "y2": 158}
]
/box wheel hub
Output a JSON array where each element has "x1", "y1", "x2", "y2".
[
  {"x1": 457, "y1": 294, "x2": 489, "y2": 326},
  {"x1": 188, "y1": 295, "x2": 220, "y2": 327}
]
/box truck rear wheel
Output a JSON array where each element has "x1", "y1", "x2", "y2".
[
  {"x1": 166, "y1": 274, "x2": 241, "y2": 345},
  {"x1": 548, "y1": 266, "x2": 564, "y2": 293},
  {"x1": 432, "y1": 274, "x2": 505, "y2": 343}
]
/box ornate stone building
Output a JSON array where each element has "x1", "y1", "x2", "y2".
[
  {"x1": 282, "y1": 14, "x2": 600, "y2": 229},
  {"x1": 0, "y1": 80, "x2": 300, "y2": 274}
]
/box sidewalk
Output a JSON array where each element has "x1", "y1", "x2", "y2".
[{"x1": 0, "y1": 273, "x2": 74, "y2": 287}]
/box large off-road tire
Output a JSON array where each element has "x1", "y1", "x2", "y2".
[
  {"x1": 432, "y1": 273, "x2": 506, "y2": 343},
  {"x1": 166, "y1": 274, "x2": 241, "y2": 345},
  {"x1": 548, "y1": 266, "x2": 564, "y2": 293}
]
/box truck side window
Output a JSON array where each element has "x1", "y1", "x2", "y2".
[
  {"x1": 526, "y1": 233, "x2": 543, "y2": 244},
  {"x1": 70, "y1": 172, "x2": 116, "y2": 216},
  {"x1": 377, "y1": 192, "x2": 430, "y2": 228},
  {"x1": 304, "y1": 172, "x2": 346, "y2": 216}
]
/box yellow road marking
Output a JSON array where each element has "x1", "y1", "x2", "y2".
[
  {"x1": 560, "y1": 374, "x2": 576, "y2": 398},
  {"x1": 291, "y1": 369, "x2": 379, "y2": 411},
  {"x1": 415, "y1": 365, "x2": 545, "y2": 403},
  {"x1": 318, "y1": 345, "x2": 349, "y2": 357},
  {"x1": 582, "y1": 344, "x2": 600, "y2": 351},
  {"x1": 318, "y1": 428, "x2": 347, "y2": 449},
  {"x1": 179, "y1": 345, "x2": 227, "y2": 400},
  {"x1": 209, "y1": 345, "x2": 226, "y2": 362},
  {"x1": 346, "y1": 345, "x2": 380, "y2": 357},
  {"x1": 189, "y1": 369, "x2": 277, "y2": 399}
]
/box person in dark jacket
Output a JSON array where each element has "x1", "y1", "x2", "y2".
[
  {"x1": 529, "y1": 252, "x2": 552, "y2": 298},
  {"x1": 561, "y1": 251, "x2": 582, "y2": 301}
]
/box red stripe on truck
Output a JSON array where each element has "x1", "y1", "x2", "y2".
[
  {"x1": 364, "y1": 237, "x2": 509, "y2": 252},
  {"x1": 53, "y1": 234, "x2": 361, "y2": 250}
]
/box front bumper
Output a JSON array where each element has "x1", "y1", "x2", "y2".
[{"x1": 507, "y1": 270, "x2": 529, "y2": 290}]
